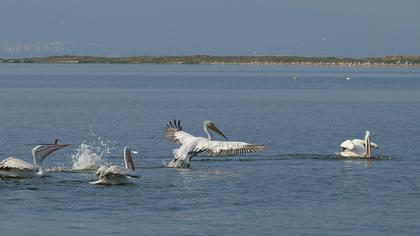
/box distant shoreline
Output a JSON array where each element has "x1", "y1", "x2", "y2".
[{"x1": 1, "y1": 55, "x2": 419, "y2": 67}]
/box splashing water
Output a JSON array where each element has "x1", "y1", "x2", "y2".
[
  {"x1": 71, "y1": 143, "x2": 105, "y2": 170},
  {"x1": 71, "y1": 134, "x2": 117, "y2": 170}
]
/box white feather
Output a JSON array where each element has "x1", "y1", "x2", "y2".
[
  {"x1": 91, "y1": 147, "x2": 138, "y2": 185},
  {"x1": 0, "y1": 157, "x2": 37, "y2": 178},
  {"x1": 96, "y1": 165, "x2": 137, "y2": 178},
  {"x1": 0, "y1": 144, "x2": 68, "y2": 178},
  {"x1": 165, "y1": 120, "x2": 266, "y2": 168},
  {"x1": 339, "y1": 133, "x2": 379, "y2": 157},
  {"x1": 340, "y1": 140, "x2": 355, "y2": 150},
  {"x1": 0, "y1": 157, "x2": 36, "y2": 171}
]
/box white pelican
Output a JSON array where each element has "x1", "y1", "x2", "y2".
[
  {"x1": 165, "y1": 119, "x2": 267, "y2": 168},
  {"x1": 0, "y1": 139, "x2": 69, "y2": 178},
  {"x1": 339, "y1": 130, "x2": 379, "y2": 158},
  {"x1": 91, "y1": 146, "x2": 138, "y2": 185}
]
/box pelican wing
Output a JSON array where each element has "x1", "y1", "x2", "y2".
[
  {"x1": 165, "y1": 119, "x2": 195, "y2": 144},
  {"x1": 351, "y1": 139, "x2": 364, "y2": 147},
  {"x1": 340, "y1": 140, "x2": 355, "y2": 150},
  {"x1": 351, "y1": 139, "x2": 378, "y2": 148},
  {"x1": 97, "y1": 165, "x2": 138, "y2": 178},
  {"x1": 196, "y1": 140, "x2": 266, "y2": 156},
  {"x1": 0, "y1": 157, "x2": 36, "y2": 171},
  {"x1": 370, "y1": 142, "x2": 379, "y2": 148}
]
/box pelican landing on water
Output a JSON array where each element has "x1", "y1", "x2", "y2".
[
  {"x1": 91, "y1": 146, "x2": 138, "y2": 185},
  {"x1": 165, "y1": 120, "x2": 267, "y2": 168},
  {"x1": 339, "y1": 130, "x2": 379, "y2": 158},
  {"x1": 0, "y1": 139, "x2": 69, "y2": 178}
]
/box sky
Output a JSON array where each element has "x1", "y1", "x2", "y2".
[{"x1": 1, "y1": 0, "x2": 420, "y2": 57}]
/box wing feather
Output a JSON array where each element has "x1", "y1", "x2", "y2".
[
  {"x1": 0, "y1": 157, "x2": 36, "y2": 171},
  {"x1": 370, "y1": 142, "x2": 379, "y2": 148},
  {"x1": 340, "y1": 140, "x2": 355, "y2": 150},
  {"x1": 97, "y1": 165, "x2": 138, "y2": 178},
  {"x1": 351, "y1": 139, "x2": 378, "y2": 148},
  {"x1": 165, "y1": 119, "x2": 195, "y2": 144},
  {"x1": 196, "y1": 140, "x2": 266, "y2": 157}
]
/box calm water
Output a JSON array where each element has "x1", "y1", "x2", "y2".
[{"x1": 0, "y1": 64, "x2": 419, "y2": 236}]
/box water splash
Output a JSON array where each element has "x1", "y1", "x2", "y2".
[
  {"x1": 71, "y1": 143, "x2": 105, "y2": 170},
  {"x1": 71, "y1": 133, "x2": 117, "y2": 170}
]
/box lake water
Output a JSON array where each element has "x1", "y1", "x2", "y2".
[{"x1": 0, "y1": 64, "x2": 419, "y2": 235}]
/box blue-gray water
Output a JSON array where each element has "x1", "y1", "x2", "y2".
[{"x1": 0, "y1": 64, "x2": 419, "y2": 235}]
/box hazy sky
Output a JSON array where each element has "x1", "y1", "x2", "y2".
[{"x1": 1, "y1": 0, "x2": 419, "y2": 57}]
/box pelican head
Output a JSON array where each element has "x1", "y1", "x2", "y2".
[
  {"x1": 365, "y1": 130, "x2": 379, "y2": 149},
  {"x1": 365, "y1": 130, "x2": 370, "y2": 139},
  {"x1": 203, "y1": 120, "x2": 228, "y2": 140},
  {"x1": 32, "y1": 140, "x2": 70, "y2": 176},
  {"x1": 123, "y1": 146, "x2": 136, "y2": 171}
]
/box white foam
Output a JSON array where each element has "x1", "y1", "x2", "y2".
[
  {"x1": 72, "y1": 139, "x2": 113, "y2": 171},
  {"x1": 71, "y1": 129, "x2": 118, "y2": 171}
]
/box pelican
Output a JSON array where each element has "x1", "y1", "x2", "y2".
[
  {"x1": 165, "y1": 119, "x2": 267, "y2": 168},
  {"x1": 91, "y1": 146, "x2": 138, "y2": 185},
  {"x1": 339, "y1": 130, "x2": 379, "y2": 158},
  {"x1": 0, "y1": 139, "x2": 69, "y2": 178}
]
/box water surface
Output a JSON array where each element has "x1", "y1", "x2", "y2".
[{"x1": 0, "y1": 64, "x2": 419, "y2": 235}]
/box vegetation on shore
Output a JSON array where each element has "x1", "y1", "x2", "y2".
[{"x1": 1, "y1": 55, "x2": 419, "y2": 66}]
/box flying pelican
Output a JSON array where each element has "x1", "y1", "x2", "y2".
[
  {"x1": 0, "y1": 140, "x2": 69, "y2": 178},
  {"x1": 165, "y1": 119, "x2": 267, "y2": 168},
  {"x1": 339, "y1": 130, "x2": 379, "y2": 158},
  {"x1": 91, "y1": 146, "x2": 138, "y2": 185}
]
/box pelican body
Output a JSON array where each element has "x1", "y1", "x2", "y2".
[
  {"x1": 165, "y1": 120, "x2": 266, "y2": 168},
  {"x1": 91, "y1": 146, "x2": 138, "y2": 185},
  {"x1": 340, "y1": 130, "x2": 378, "y2": 158},
  {"x1": 0, "y1": 141, "x2": 69, "y2": 178}
]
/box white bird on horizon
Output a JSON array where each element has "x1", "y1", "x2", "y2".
[
  {"x1": 339, "y1": 130, "x2": 379, "y2": 158},
  {"x1": 91, "y1": 146, "x2": 138, "y2": 185},
  {"x1": 165, "y1": 120, "x2": 267, "y2": 168},
  {"x1": 0, "y1": 139, "x2": 69, "y2": 178}
]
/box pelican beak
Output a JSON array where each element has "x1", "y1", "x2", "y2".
[
  {"x1": 43, "y1": 144, "x2": 70, "y2": 156},
  {"x1": 365, "y1": 136, "x2": 372, "y2": 158},
  {"x1": 208, "y1": 123, "x2": 228, "y2": 140},
  {"x1": 124, "y1": 146, "x2": 135, "y2": 171},
  {"x1": 32, "y1": 143, "x2": 70, "y2": 161}
]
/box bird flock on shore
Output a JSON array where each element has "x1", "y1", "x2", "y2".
[{"x1": 0, "y1": 119, "x2": 378, "y2": 185}]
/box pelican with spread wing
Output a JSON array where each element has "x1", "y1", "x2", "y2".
[
  {"x1": 0, "y1": 139, "x2": 69, "y2": 178},
  {"x1": 91, "y1": 146, "x2": 138, "y2": 185},
  {"x1": 165, "y1": 120, "x2": 267, "y2": 168},
  {"x1": 339, "y1": 130, "x2": 379, "y2": 158}
]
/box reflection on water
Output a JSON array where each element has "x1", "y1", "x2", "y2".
[{"x1": 343, "y1": 159, "x2": 373, "y2": 168}]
